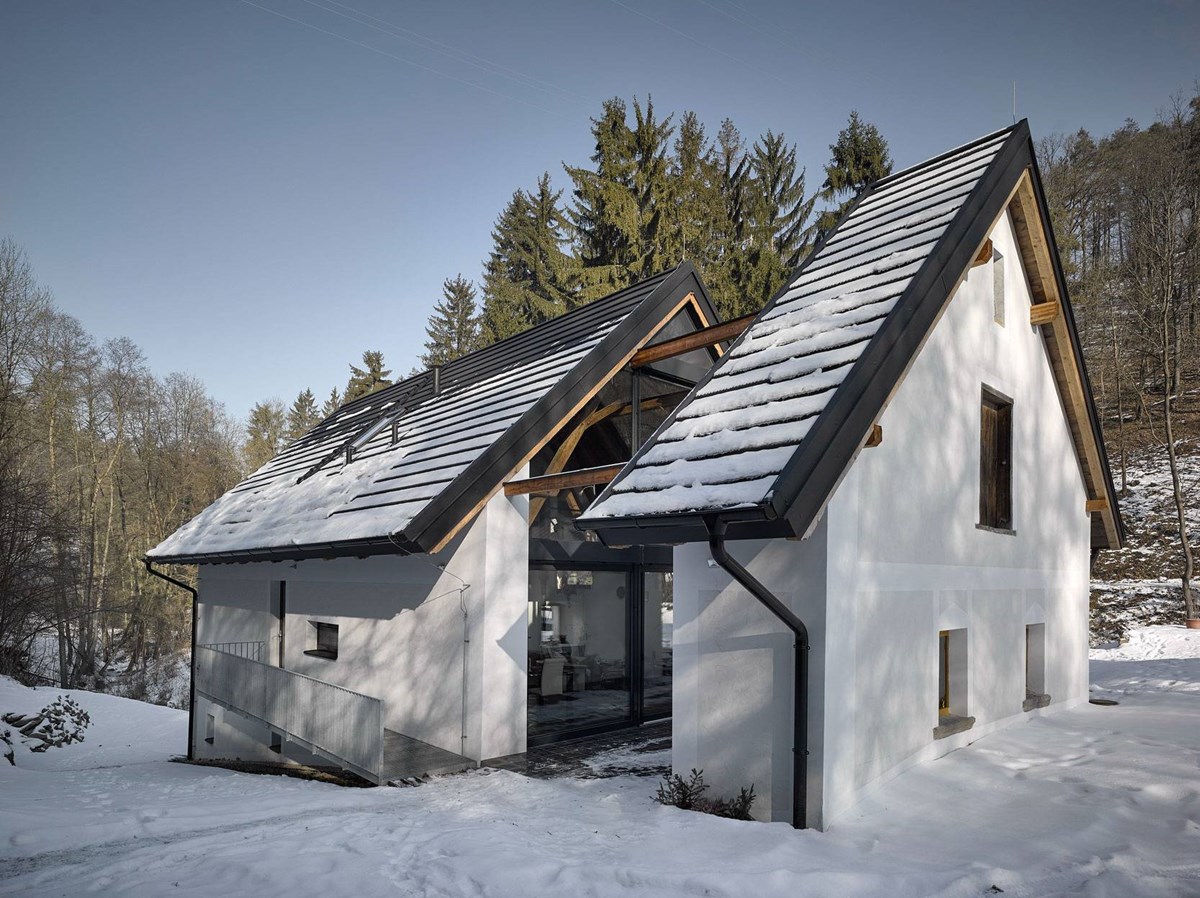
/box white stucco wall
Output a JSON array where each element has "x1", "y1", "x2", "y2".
[
  {"x1": 671, "y1": 522, "x2": 827, "y2": 825},
  {"x1": 672, "y1": 211, "x2": 1092, "y2": 829},
  {"x1": 192, "y1": 486, "x2": 530, "y2": 765},
  {"x1": 821, "y1": 210, "x2": 1092, "y2": 826}
]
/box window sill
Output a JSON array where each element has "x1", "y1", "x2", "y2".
[
  {"x1": 1022, "y1": 692, "x2": 1051, "y2": 712},
  {"x1": 933, "y1": 714, "x2": 975, "y2": 740},
  {"x1": 975, "y1": 523, "x2": 1016, "y2": 536},
  {"x1": 303, "y1": 649, "x2": 338, "y2": 661}
]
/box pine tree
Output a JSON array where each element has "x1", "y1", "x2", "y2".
[
  {"x1": 566, "y1": 96, "x2": 674, "y2": 302},
  {"x1": 750, "y1": 130, "x2": 817, "y2": 268},
  {"x1": 817, "y1": 111, "x2": 893, "y2": 235},
  {"x1": 344, "y1": 351, "x2": 392, "y2": 403},
  {"x1": 321, "y1": 387, "x2": 342, "y2": 418},
  {"x1": 285, "y1": 388, "x2": 320, "y2": 442},
  {"x1": 705, "y1": 119, "x2": 755, "y2": 319},
  {"x1": 667, "y1": 111, "x2": 723, "y2": 270},
  {"x1": 479, "y1": 175, "x2": 575, "y2": 345},
  {"x1": 421, "y1": 275, "x2": 480, "y2": 367},
  {"x1": 243, "y1": 399, "x2": 286, "y2": 471}
]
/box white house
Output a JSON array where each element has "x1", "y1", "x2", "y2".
[{"x1": 148, "y1": 121, "x2": 1122, "y2": 830}]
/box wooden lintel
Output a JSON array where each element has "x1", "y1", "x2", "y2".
[
  {"x1": 631, "y1": 312, "x2": 757, "y2": 368},
  {"x1": 971, "y1": 238, "x2": 993, "y2": 267},
  {"x1": 1085, "y1": 498, "x2": 1108, "y2": 513},
  {"x1": 1029, "y1": 301, "x2": 1061, "y2": 327},
  {"x1": 504, "y1": 464, "x2": 625, "y2": 497},
  {"x1": 865, "y1": 424, "x2": 883, "y2": 448}
]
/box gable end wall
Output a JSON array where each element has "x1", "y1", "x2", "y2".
[{"x1": 820, "y1": 209, "x2": 1091, "y2": 825}]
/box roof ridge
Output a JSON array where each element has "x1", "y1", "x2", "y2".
[{"x1": 870, "y1": 121, "x2": 1025, "y2": 191}]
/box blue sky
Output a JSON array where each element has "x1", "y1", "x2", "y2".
[{"x1": 2, "y1": 0, "x2": 1196, "y2": 420}]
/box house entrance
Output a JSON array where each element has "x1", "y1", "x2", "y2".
[{"x1": 527, "y1": 563, "x2": 671, "y2": 743}]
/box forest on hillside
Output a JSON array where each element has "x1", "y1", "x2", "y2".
[{"x1": 1, "y1": 91, "x2": 1197, "y2": 698}]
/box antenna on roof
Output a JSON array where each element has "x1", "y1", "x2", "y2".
[{"x1": 1012, "y1": 81, "x2": 1017, "y2": 124}]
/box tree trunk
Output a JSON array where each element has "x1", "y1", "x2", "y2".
[{"x1": 1162, "y1": 307, "x2": 1196, "y2": 621}]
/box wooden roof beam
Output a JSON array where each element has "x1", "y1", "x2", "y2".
[
  {"x1": 1007, "y1": 170, "x2": 1120, "y2": 548},
  {"x1": 631, "y1": 312, "x2": 757, "y2": 368},
  {"x1": 504, "y1": 464, "x2": 624, "y2": 497}
]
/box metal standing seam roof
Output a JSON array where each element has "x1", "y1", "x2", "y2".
[
  {"x1": 579, "y1": 121, "x2": 1123, "y2": 548},
  {"x1": 149, "y1": 265, "x2": 712, "y2": 563}
]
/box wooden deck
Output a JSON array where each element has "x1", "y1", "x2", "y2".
[{"x1": 380, "y1": 729, "x2": 473, "y2": 783}]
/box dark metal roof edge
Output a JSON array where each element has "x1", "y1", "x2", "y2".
[
  {"x1": 144, "y1": 534, "x2": 423, "y2": 567},
  {"x1": 1024, "y1": 142, "x2": 1126, "y2": 547},
  {"x1": 869, "y1": 121, "x2": 1022, "y2": 192},
  {"x1": 770, "y1": 123, "x2": 1033, "y2": 536},
  {"x1": 592, "y1": 509, "x2": 793, "y2": 548},
  {"x1": 402, "y1": 264, "x2": 705, "y2": 551}
]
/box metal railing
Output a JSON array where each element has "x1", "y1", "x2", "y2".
[
  {"x1": 194, "y1": 644, "x2": 384, "y2": 782},
  {"x1": 200, "y1": 641, "x2": 267, "y2": 662}
]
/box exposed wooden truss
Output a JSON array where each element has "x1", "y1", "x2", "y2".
[{"x1": 428, "y1": 291, "x2": 700, "y2": 552}]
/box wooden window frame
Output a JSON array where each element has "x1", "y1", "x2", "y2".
[
  {"x1": 938, "y1": 630, "x2": 951, "y2": 716},
  {"x1": 978, "y1": 386, "x2": 1014, "y2": 533}
]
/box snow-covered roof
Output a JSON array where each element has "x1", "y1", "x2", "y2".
[
  {"x1": 149, "y1": 265, "x2": 714, "y2": 563},
  {"x1": 579, "y1": 122, "x2": 1124, "y2": 549}
]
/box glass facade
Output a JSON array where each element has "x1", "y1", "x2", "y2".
[{"x1": 522, "y1": 303, "x2": 714, "y2": 742}]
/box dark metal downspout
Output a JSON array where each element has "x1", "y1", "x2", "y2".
[
  {"x1": 704, "y1": 517, "x2": 809, "y2": 829},
  {"x1": 144, "y1": 559, "x2": 198, "y2": 761}
]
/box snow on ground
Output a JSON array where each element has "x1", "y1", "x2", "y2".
[{"x1": 2, "y1": 628, "x2": 1199, "y2": 898}]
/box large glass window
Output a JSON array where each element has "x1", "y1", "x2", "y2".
[
  {"x1": 642, "y1": 571, "x2": 673, "y2": 719},
  {"x1": 528, "y1": 568, "x2": 630, "y2": 739}
]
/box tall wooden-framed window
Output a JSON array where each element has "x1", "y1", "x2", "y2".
[{"x1": 979, "y1": 388, "x2": 1013, "y2": 531}]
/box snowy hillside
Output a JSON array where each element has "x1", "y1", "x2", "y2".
[
  {"x1": 1091, "y1": 438, "x2": 1199, "y2": 640},
  {"x1": 3, "y1": 629, "x2": 1200, "y2": 897}
]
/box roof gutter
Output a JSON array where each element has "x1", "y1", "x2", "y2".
[
  {"x1": 704, "y1": 516, "x2": 809, "y2": 829},
  {"x1": 143, "y1": 559, "x2": 198, "y2": 761}
]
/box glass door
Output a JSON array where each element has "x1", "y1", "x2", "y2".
[{"x1": 527, "y1": 567, "x2": 630, "y2": 740}]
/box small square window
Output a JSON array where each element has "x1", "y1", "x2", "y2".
[
  {"x1": 979, "y1": 388, "x2": 1013, "y2": 531},
  {"x1": 305, "y1": 621, "x2": 339, "y2": 660}
]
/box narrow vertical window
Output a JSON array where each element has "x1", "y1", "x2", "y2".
[
  {"x1": 205, "y1": 713, "x2": 215, "y2": 745},
  {"x1": 992, "y1": 249, "x2": 1005, "y2": 325},
  {"x1": 270, "y1": 731, "x2": 283, "y2": 754},
  {"x1": 979, "y1": 388, "x2": 1013, "y2": 530},
  {"x1": 934, "y1": 628, "x2": 973, "y2": 738},
  {"x1": 1024, "y1": 623, "x2": 1048, "y2": 710},
  {"x1": 938, "y1": 631, "x2": 951, "y2": 715}
]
